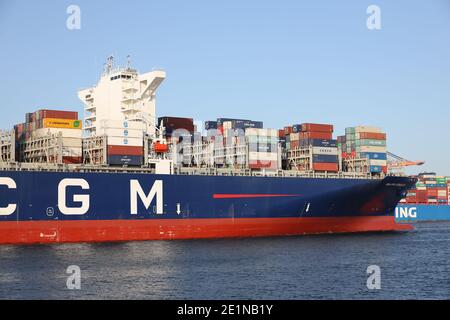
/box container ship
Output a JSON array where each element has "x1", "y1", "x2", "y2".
[
  {"x1": 396, "y1": 173, "x2": 450, "y2": 222},
  {"x1": 0, "y1": 57, "x2": 416, "y2": 245}
]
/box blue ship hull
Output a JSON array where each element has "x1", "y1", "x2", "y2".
[{"x1": 0, "y1": 171, "x2": 416, "y2": 244}]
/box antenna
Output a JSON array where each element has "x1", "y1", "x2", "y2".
[
  {"x1": 105, "y1": 55, "x2": 114, "y2": 74},
  {"x1": 127, "y1": 55, "x2": 132, "y2": 70}
]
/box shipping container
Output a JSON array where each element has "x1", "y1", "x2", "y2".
[
  {"x1": 355, "y1": 139, "x2": 386, "y2": 147},
  {"x1": 158, "y1": 116, "x2": 195, "y2": 134},
  {"x1": 245, "y1": 128, "x2": 278, "y2": 137},
  {"x1": 312, "y1": 147, "x2": 338, "y2": 156},
  {"x1": 248, "y1": 152, "x2": 278, "y2": 161},
  {"x1": 42, "y1": 118, "x2": 82, "y2": 129},
  {"x1": 205, "y1": 121, "x2": 218, "y2": 130},
  {"x1": 312, "y1": 163, "x2": 339, "y2": 172},
  {"x1": 36, "y1": 110, "x2": 78, "y2": 120},
  {"x1": 312, "y1": 154, "x2": 338, "y2": 163},
  {"x1": 300, "y1": 139, "x2": 337, "y2": 148},
  {"x1": 301, "y1": 123, "x2": 333, "y2": 133},
  {"x1": 108, "y1": 155, "x2": 143, "y2": 166},
  {"x1": 359, "y1": 152, "x2": 387, "y2": 160},
  {"x1": 299, "y1": 132, "x2": 333, "y2": 140},
  {"x1": 248, "y1": 143, "x2": 278, "y2": 153},
  {"x1": 31, "y1": 128, "x2": 83, "y2": 139},
  {"x1": 354, "y1": 126, "x2": 381, "y2": 133},
  {"x1": 108, "y1": 145, "x2": 143, "y2": 156},
  {"x1": 248, "y1": 160, "x2": 278, "y2": 170},
  {"x1": 356, "y1": 132, "x2": 386, "y2": 140},
  {"x1": 107, "y1": 137, "x2": 143, "y2": 147}
]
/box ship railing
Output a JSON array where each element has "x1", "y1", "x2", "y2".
[{"x1": 0, "y1": 162, "x2": 379, "y2": 180}]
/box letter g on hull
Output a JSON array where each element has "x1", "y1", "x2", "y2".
[{"x1": 58, "y1": 179, "x2": 90, "y2": 215}]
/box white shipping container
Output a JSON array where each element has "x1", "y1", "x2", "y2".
[
  {"x1": 425, "y1": 181, "x2": 437, "y2": 185},
  {"x1": 61, "y1": 138, "x2": 82, "y2": 148},
  {"x1": 62, "y1": 147, "x2": 82, "y2": 157},
  {"x1": 102, "y1": 120, "x2": 146, "y2": 130},
  {"x1": 245, "y1": 128, "x2": 277, "y2": 137},
  {"x1": 31, "y1": 128, "x2": 82, "y2": 139},
  {"x1": 369, "y1": 159, "x2": 387, "y2": 166},
  {"x1": 107, "y1": 137, "x2": 143, "y2": 147},
  {"x1": 354, "y1": 126, "x2": 381, "y2": 133},
  {"x1": 101, "y1": 128, "x2": 144, "y2": 138},
  {"x1": 359, "y1": 146, "x2": 387, "y2": 153},
  {"x1": 438, "y1": 190, "x2": 447, "y2": 197},
  {"x1": 289, "y1": 133, "x2": 300, "y2": 141},
  {"x1": 248, "y1": 152, "x2": 278, "y2": 161},
  {"x1": 416, "y1": 187, "x2": 427, "y2": 190},
  {"x1": 312, "y1": 147, "x2": 338, "y2": 155}
]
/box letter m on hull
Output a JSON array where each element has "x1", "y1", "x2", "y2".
[{"x1": 130, "y1": 180, "x2": 164, "y2": 215}]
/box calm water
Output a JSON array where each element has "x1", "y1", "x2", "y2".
[{"x1": 0, "y1": 222, "x2": 449, "y2": 300}]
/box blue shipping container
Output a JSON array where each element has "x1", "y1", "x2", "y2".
[
  {"x1": 205, "y1": 121, "x2": 218, "y2": 130},
  {"x1": 370, "y1": 165, "x2": 382, "y2": 173},
  {"x1": 312, "y1": 154, "x2": 338, "y2": 163},
  {"x1": 300, "y1": 139, "x2": 337, "y2": 148},
  {"x1": 360, "y1": 152, "x2": 387, "y2": 160},
  {"x1": 108, "y1": 155, "x2": 143, "y2": 166}
]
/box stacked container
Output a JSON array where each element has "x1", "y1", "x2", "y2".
[
  {"x1": 102, "y1": 120, "x2": 144, "y2": 166},
  {"x1": 301, "y1": 123, "x2": 337, "y2": 172},
  {"x1": 402, "y1": 173, "x2": 448, "y2": 205},
  {"x1": 15, "y1": 109, "x2": 83, "y2": 164},
  {"x1": 245, "y1": 128, "x2": 279, "y2": 170},
  {"x1": 159, "y1": 116, "x2": 195, "y2": 137},
  {"x1": 345, "y1": 126, "x2": 387, "y2": 174}
]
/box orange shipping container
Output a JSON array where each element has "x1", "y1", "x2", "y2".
[{"x1": 312, "y1": 163, "x2": 338, "y2": 172}]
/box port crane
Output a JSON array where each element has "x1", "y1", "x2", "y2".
[{"x1": 387, "y1": 152, "x2": 425, "y2": 171}]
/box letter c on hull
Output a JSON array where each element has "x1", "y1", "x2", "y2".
[{"x1": 0, "y1": 177, "x2": 17, "y2": 216}]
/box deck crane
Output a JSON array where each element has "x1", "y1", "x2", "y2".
[{"x1": 387, "y1": 152, "x2": 425, "y2": 171}]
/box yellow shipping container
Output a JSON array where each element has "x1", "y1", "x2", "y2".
[{"x1": 43, "y1": 118, "x2": 82, "y2": 129}]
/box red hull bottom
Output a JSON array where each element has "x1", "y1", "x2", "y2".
[{"x1": 0, "y1": 217, "x2": 413, "y2": 245}]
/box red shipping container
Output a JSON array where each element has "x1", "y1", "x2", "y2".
[
  {"x1": 39, "y1": 110, "x2": 79, "y2": 120},
  {"x1": 382, "y1": 166, "x2": 388, "y2": 174},
  {"x1": 301, "y1": 123, "x2": 333, "y2": 133},
  {"x1": 284, "y1": 126, "x2": 293, "y2": 135},
  {"x1": 299, "y1": 132, "x2": 333, "y2": 140},
  {"x1": 63, "y1": 156, "x2": 82, "y2": 164},
  {"x1": 342, "y1": 152, "x2": 347, "y2": 158},
  {"x1": 358, "y1": 132, "x2": 386, "y2": 140},
  {"x1": 249, "y1": 160, "x2": 278, "y2": 170},
  {"x1": 312, "y1": 163, "x2": 338, "y2": 172},
  {"x1": 278, "y1": 129, "x2": 286, "y2": 138},
  {"x1": 427, "y1": 189, "x2": 438, "y2": 196},
  {"x1": 108, "y1": 145, "x2": 143, "y2": 156},
  {"x1": 290, "y1": 140, "x2": 299, "y2": 149}
]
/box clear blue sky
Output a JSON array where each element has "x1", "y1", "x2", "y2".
[{"x1": 1, "y1": 0, "x2": 449, "y2": 175}]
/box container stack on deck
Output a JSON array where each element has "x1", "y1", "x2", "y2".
[
  {"x1": 285, "y1": 123, "x2": 338, "y2": 172},
  {"x1": 101, "y1": 120, "x2": 145, "y2": 166},
  {"x1": 401, "y1": 173, "x2": 449, "y2": 205},
  {"x1": 14, "y1": 109, "x2": 83, "y2": 164},
  {"x1": 246, "y1": 128, "x2": 279, "y2": 170},
  {"x1": 344, "y1": 126, "x2": 387, "y2": 174}
]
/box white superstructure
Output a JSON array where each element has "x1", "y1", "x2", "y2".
[{"x1": 78, "y1": 56, "x2": 165, "y2": 138}]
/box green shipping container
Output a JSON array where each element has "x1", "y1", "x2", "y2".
[{"x1": 355, "y1": 139, "x2": 387, "y2": 147}]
